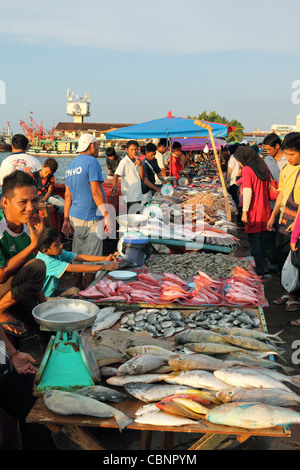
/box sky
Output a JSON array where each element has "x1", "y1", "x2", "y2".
[{"x1": 1, "y1": 0, "x2": 300, "y2": 135}]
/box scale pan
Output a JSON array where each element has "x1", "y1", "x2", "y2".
[{"x1": 32, "y1": 299, "x2": 100, "y2": 332}]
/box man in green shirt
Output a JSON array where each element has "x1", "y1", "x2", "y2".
[{"x1": 0, "y1": 170, "x2": 46, "y2": 337}]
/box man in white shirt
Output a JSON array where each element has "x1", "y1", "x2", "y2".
[
  {"x1": 111, "y1": 140, "x2": 145, "y2": 210},
  {"x1": 0, "y1": 134, "x2": 41, "y2": 185},
  {"x1": 154, "y1": 138, "x2": 167, "y2": 183}
]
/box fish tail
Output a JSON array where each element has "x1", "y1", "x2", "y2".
[
  {"x1": 114, "y1": 410, "x2": 134, "y2": 432},
  {"x1": 268, "y1": 330, "x2": 285, "y2": 344}
]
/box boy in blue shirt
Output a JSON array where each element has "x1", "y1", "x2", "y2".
[{"x1": 36, "y1": 228, "x2": 119, "y2": 298}]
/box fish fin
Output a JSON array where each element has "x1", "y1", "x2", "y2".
[
  {"x1": 269, "y1": 330, "x2": 285, "y2": 343},
  {"x1": 114, "y1": 410, "x2": 134, "y2": 432}
]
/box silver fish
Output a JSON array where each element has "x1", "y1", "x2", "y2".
[
  {"x1": 106, "y1": 373, "x2": 166, "y2": 386},
  {"x1": 117, "y1": 355, "x2": 168, "y2": 376},
  {"x1": 210, "y1": 326, "x2": 285, "y2": 345},
  {"x1": 205, "y1": 402, "x2": 300, "y2": 429},
  {"x1": 213, "y1": 368, "x2": 292, "y2": 392},
  {"x1": 163, "y1": 370, "x2": 231, "y2": 390},
  {"x1": 125, "y1": 345, "x2": 179, "y2": 359},
  {"x1": 43, "y1": 389, "x2": 133, "y2": 432},
  {"x1": 75, "y1": 385, "x2": 127, "y2": 403},
  {"x1": 216, "y1": 387, "x2": 300, "y2": 407},
  {"x1": 91, "y1": 307, "x2": 127, "y2": 336},
  {"x1": 135, "y1": 409, "x2": 199, "y2": 427},
  {"x1": 123, "y1": 383, "x2": 197, "y2": 402}
]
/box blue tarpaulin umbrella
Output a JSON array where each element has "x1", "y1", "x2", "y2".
[{"x1": 105, "y1": 112, "x2": 228, "y2": 140}]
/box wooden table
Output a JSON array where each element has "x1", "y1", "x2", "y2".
[
  {"x1": 27, "y1": 395, "x2": 290, "y2": 451},
  {"x1": 27, "y1": 304, "x2": 288, "y2": 450}
]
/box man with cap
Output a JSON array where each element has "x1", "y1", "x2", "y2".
[{"x1": 62, "y1": 134, "x2": 109, "y2": 289}]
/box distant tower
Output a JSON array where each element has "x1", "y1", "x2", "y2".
[
  {"x1": 296, "y1": 114, "x2": 300, "y2": 132},
  {"x1": 66, "y1": 89, "x2": 91, "y2": 123}
]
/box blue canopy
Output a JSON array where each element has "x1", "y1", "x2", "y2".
[{"x1": 105, "y1": 113, "x2": 228, "y2": 140}]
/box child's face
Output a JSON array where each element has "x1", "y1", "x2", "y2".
[
  {"x1": 285, "y1": 149, "x2": 300, "y2": 166},
  {"x1": 46, "y1": 238, "x2": 63, "y2": 256},
  {"x1": 40, "y1": 166, "x2": 53, "y2": 178}
]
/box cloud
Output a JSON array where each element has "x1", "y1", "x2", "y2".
[{"x1": 1, "y1": 0, "x2": 299, "y2": 55}]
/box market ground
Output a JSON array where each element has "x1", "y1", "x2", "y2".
[{"x1": 8, "y1": 228, "x2": 300, "y2": 451}]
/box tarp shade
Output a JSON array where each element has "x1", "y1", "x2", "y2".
[
  {"x1": 171, "y1": 137, "x2": 226, "y2": 151},
  {"x1": 105, "y1": 114, "x2": 228, "y2": 140}
]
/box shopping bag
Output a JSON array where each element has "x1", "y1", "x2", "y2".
[{"x1": 281, "y1": 250, "x2": 300, "y2": 292}]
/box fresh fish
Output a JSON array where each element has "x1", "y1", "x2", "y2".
[
  {"x1": 168, "y1": 354, "x2": 246, "y2": 372},
  {"x1": 117, "y1": 355, "x2": 168, "y2": 376},
  {"x1": 135, "y1": 403, "x2": 159, "y2": 416},
  {"x1": 237, "y1": 367, "x2": 300, "y2": 389},
  {"x1": 220, "y1": 352, "x2": 294, "y2": 373},
  {"x1": 163, "y1": 370, "x2": 231, "y2": 390},
  {"x1": 43, "y1": 389, "x2": 133, "y2": 432},
  {"x1": 210, "y1": 326, "x2": 285, "y2": 345},
  {"x1": 213, "y1": 368, "x2": 292, "y2": 392},
  {"x1": 125, "y1": 345, "x2": 179, "y2": 359},
  {"x1": 216, "y1": 387, "x2": 300, "y2": 407},
  {"x1": 175, "y1": 329, "x2": 229, "y2": 345},
  {"x1": 123, "y1": 383, "x2": 218, "y2": 403},
  {"x1": 221, "y1": 335, "x2": 285, "y2": 358},
  {"x1": 135, "y1": 409, "x2": 200, "y2": 427},
  {"x1": 106, "y1": 374, "x2": 166, "y2": 386},
  {"x1": 205, "y1": 402, "x2": 300, "y2": 429},
  {"x1": 75, "y1": 385, "x2": 127, "y2": 403},
  {"x1": 183, "y1": 342, "x2": 247, "y2": 355},
  {"x1": 91, "y1": 307, "x2": 127, "y2": 336},
  {"x1": 172, "y1": 397, "x2": 210, "y2": 415},
  {"x1": 156, "y1": 398, "x2": 209, "y2": 420}
]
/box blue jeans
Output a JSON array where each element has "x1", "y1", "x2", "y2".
[{"x1": 247, "y1": 231, "x2": 269, "y2": 276}]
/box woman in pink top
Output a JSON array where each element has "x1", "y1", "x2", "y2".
[{"x1": 234, "y1": 146, "x2": 271, "y2": 278}]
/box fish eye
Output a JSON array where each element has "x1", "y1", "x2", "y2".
[{"x1": 131, "y1": 364, "x2": 137, "y2": 369}]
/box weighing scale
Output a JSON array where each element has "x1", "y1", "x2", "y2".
[{"x1": 32, "y1": 299, "x2": 101, "y2": 397}]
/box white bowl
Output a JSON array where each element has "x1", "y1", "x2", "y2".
[{"x1": 108, "y1": 270, "x2": 138, "y2": 280}]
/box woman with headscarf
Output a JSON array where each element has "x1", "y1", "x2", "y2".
[{"x1": 234, "y1": 145, "x2": 271, "y2": 278}]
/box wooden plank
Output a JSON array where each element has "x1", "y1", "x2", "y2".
[{"x1": 27, "y1": 396, "x2": 290, "y2": 440}]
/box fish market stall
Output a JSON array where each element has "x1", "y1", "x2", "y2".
[{"x1": 26, "y1": 308, "x2": 295, "y2": 450}]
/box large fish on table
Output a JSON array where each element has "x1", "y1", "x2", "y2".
[
  {"x1": 135, "y1": 409, "x2": 200, "y2": 427},
  {"x1": 117, "y1": 355, "x2": 168, "y2": 376},
  {"x1": 163, "y1": 370, "x2": 232, "y2": 390},
  {"x1": 168, "y1": 354, "x2": 246, "y2": 372},
  {"x1": 216, "y1": 387, "x2": 300, "y2": 407},
  {"x1": 221, "y1": 335, "x2": 285, "y2": 358},
  {"x1": 209, "y1": 326, "x2": 285, "y2": 345},
  {"x1": 175, "y1": 329, "x2": 229, "y2": 345},
  {"x1": 205, "y1": 402, "x2": 300, "y2": 429},
  {"x1": 43, "y1": 390, "x2": 132, "y2": 432},
  {"x1": 213, "y1": 368, "x2": 293, "y2": 392},
  {"x1": 123, "y1": 383, "x2": 219, "y2": 403}
]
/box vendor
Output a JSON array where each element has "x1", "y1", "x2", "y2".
[
  {"x1": 141, "y1": 143, "x2": 165, "y2": 204},
  {"x1": 105, "y1": 147, "x2": 121, "y2": 180},
  {"x1": 167, "y1": 141, "x2": 183, "y2": 181}
]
